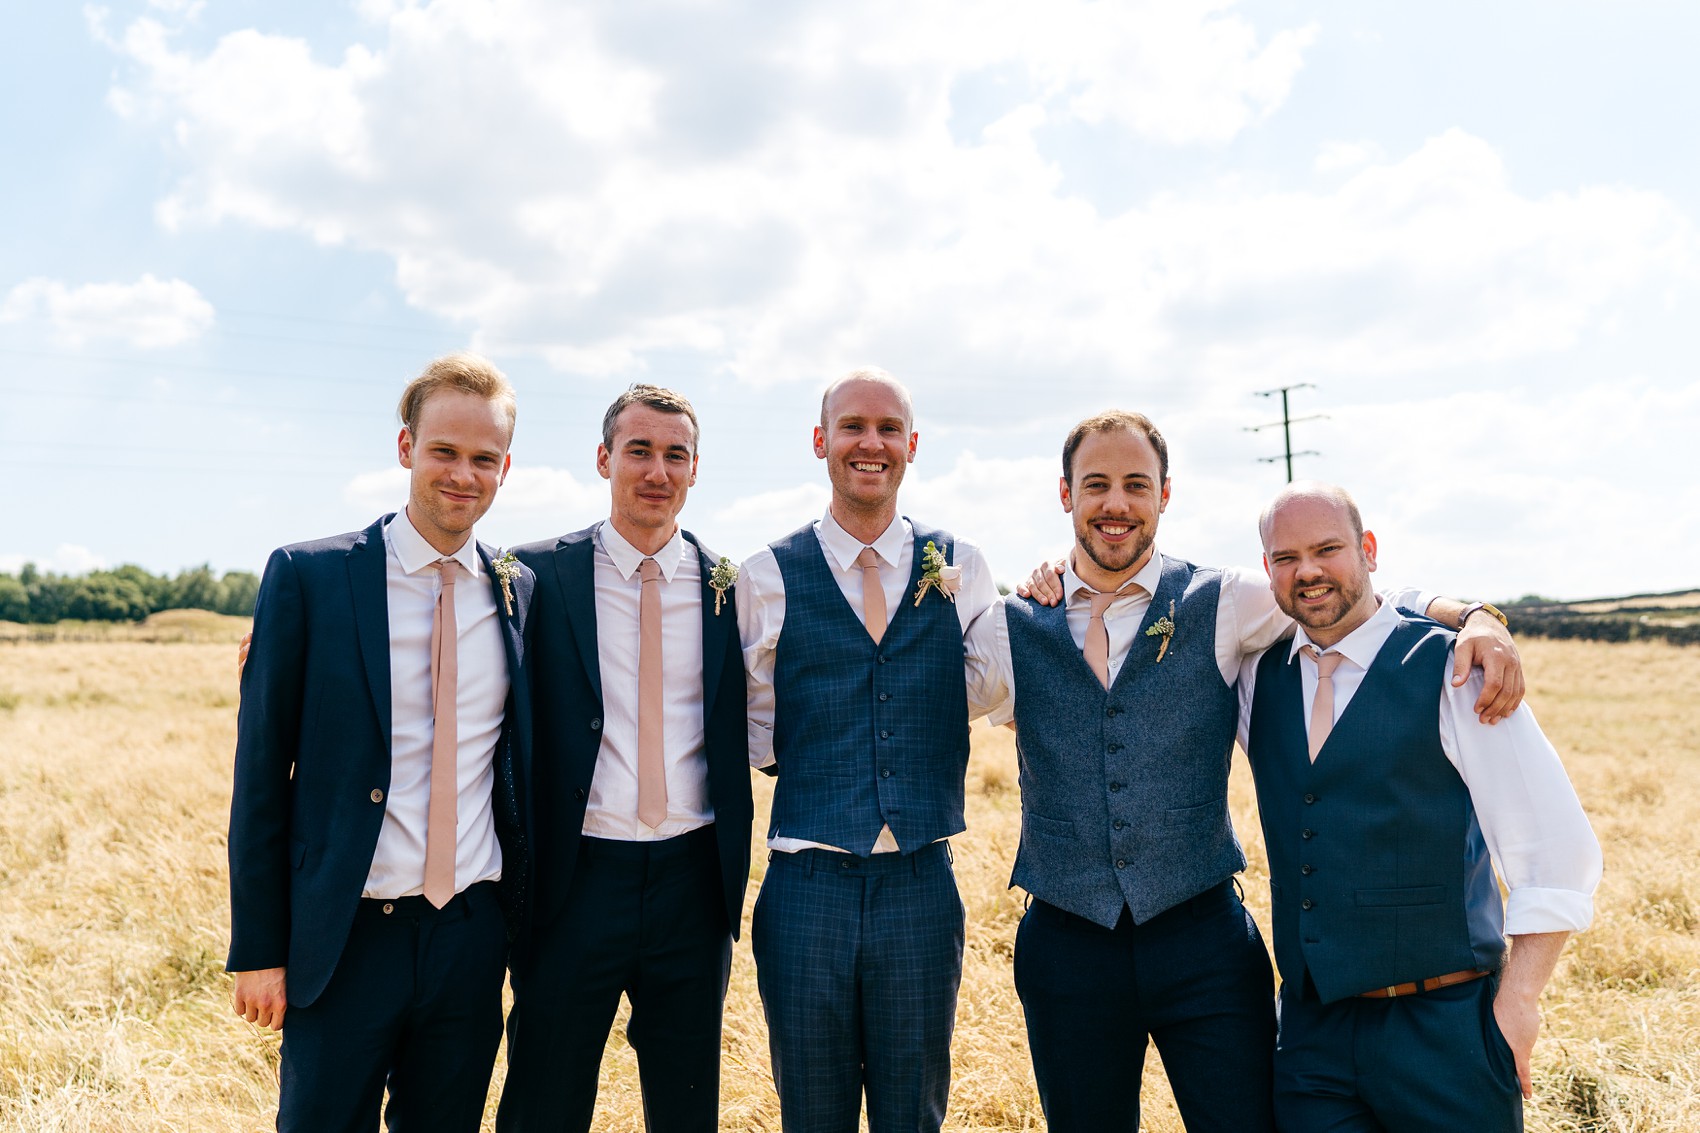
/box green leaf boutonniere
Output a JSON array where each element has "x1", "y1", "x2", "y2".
[
  {"x1": 912, "y1": 540, "x2": 963, "y2": 606},
  {"x1": 1144, "y1": 599, "x2": 1176, "y2": 662},
  {"x1": 491, "y1": 552, "x2": 521, "y2": 616},
  {"x1": 709, "y1": 556, "x2": 738, "y2": 616}
]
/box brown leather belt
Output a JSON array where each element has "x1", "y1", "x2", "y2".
[{"x1": 1356, "y1": 968, "x2": 1492, "y2": 999}]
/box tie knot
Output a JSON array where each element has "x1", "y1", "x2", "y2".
[
  {"x1": 434, "y1": 559, "x2": 458, "y2": 587},
  {"x1": 1302, "y1": 644, "x2": 1343, "y2": 677},
  {"x1": 1085, "y1": 589, "x2": 1118, "y2": 617},
  {"x1": 855, "y1": 546, "x2": 880, "y2": 571},
  {"x1": 639, "y1": 557, "x2": 662, "y2": 584}
]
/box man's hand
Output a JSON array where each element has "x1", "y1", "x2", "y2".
[
  {"x1": 1014, "y1": 559, "x2": 1067, "y2": 606},
  {"x1": 1454, "y1": 615, "x2": 1523, "y2": 724},
  {"x1": 236, "y1": 630, "x2": 252, "y2": 677},
  {"x1": 232, "y1": 967, "x2": 287, "y2": 1030},
  {"x1": 1491, "y1": 984, "x2": 1539, "y2": 1099}
]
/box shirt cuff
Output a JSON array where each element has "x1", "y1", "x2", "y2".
[{"x1": 1504, "y1": 886, "x2": 1595, "y2": 935}]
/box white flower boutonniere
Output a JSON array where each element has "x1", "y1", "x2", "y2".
[
  {"x1": 912, "y1": 540, "x2": 962, "y2": 606},
  {"x1": 492, "y1": 552, "x2": 521, "y2": 616},
  {"x1": 1144, "y1": 599, "x2": 1175, "y2": 662},
  {"x1": 709, "y1": 556, "x2": 738, "y2": 616}
]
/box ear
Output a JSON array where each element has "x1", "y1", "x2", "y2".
[
  {"x1": 688, "y1": 452, "x2": 699, "y2": 487},
  {"x1": 595, "y1": 444, "x2": 613, "y2": 482},
  {"x1": 812, "y1": 425, "x2": 827, "y2": 459},
  {"x1": 1058, "y1": 475, "x2": 1074, "y2": 513},
  {"x1": 397, "y1": 426, "x2": 414, "y2": 469},
  {"x1": 1158, "y1": 476, "x2": 1171, "y2": 514},
  {"x1": 1362, "y1": 529, "x2": 1378, "y2": 572},
  {"x1": 498, "y1": 451, "x2": 512, "y2": 486},
  {"x1": 1261, "y1": 551, "x2": 1272, "y2": 579},
  {"x1": 905, "y1": 430, "x2": 918, "y2": 463}
]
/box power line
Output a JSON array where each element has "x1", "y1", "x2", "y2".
[{"x1": 1245, "y1": 384, "x2": 1326, "y2": 482}]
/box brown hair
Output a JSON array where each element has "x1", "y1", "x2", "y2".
[
  {"x1": 1062, "y1": 409, "x2": 1168, "y2": 485},
  {"x1": 601, "y1": 384, "x2": 701, "y2": 451},
  {"x1": 396, "y1": 352, "x2": 517, "y2": 440}
]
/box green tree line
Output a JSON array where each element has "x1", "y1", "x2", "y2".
[{"x1": 0, "y1": 563, "x2": 260, "y2": 624}]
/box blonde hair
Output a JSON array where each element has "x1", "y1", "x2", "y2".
[{"x1": 396, "y1": 352, "x2": 517, "y2": 440}]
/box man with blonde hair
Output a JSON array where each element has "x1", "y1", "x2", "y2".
[{"x1": 228, "y1": 352, "x2": 535, "y2": 1132}]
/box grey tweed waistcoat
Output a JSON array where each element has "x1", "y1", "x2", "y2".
[
  {"x1": 1006, "y1": 555, "x2": 1243, "y2": 927},
  {"x1": 768, "y1": 521, "x2": 970, "y2": 856}
]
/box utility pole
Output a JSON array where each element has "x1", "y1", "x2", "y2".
[{"x1": 1246, "y1": 384, "x2": 1325, "y2": 482}]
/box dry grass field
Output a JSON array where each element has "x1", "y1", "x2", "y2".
[{"x1": 1, "y1": 637, "x2": 1696, "y2": 1131}]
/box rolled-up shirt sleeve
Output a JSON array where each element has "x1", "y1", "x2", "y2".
[
  {"x1": 1439, "y1": 663, "x2": 1603, "y2": 935},
  {"x1": 736, "y1": 548, "x2": 783, "y2": 770}
]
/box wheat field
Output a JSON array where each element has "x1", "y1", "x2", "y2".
[{"x1": 1, "y1": 638, "x2": 1695, "y2": 1131}]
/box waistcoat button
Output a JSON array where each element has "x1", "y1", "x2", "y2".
[
  {"x1": 370, "y1": 789, "x2": 384, "y2": 803},
  {"x1": 1301, "y1": 898, "x2": 1314, "y2": 910}
]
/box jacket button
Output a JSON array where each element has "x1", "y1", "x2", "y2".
[
  {"x1": 878, "y1": 692, "x2": 890, "y2": 702},
  {"x1": 881, "y1": 768, "x2": 892, "y2": 779},
  {"x1": 370, "y1": 788, "x2": 384, "y2": 803},
  {"x1": 1301, "y1": 828, "x2": 1314, "y2": 840},
  {"x1": 1301, "y1": 864, "x2": 1314, "y2": 875},
  {"x1": 1301, "y1": 898, "x2": 1314, "y2": 910},
  {"x1": 1108, "y1": 782, "x2": 1122, "y2": 793},
  {"x1": 1113, "y1": 819, "x2": 1126, "y2": 831},
  {"x1": 589, "y1": 718, "x2": 602, "y2": 731},
  {"x1": 1304, "y1": 793, "x2": 1317, "y2": 805},
  {"x1": 1115, "y1": 859, "x2": 1127, "y2": 869},
  {"x1": 574, "y1": 788, "x2": 586, "y2": 801}
]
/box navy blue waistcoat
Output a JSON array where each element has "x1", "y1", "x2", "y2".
[
  {"x1": 768, "y1": 521, "x2": 970, "y2": 856},
  {"x1": 1005, "y1": 556, "x2": 1244, "y2": 927},
  {"x1": 1246, "y1": 617, "x2": 1506, "y2": 1003}
]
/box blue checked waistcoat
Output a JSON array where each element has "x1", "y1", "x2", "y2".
[
  {"x1": 1246, "y1": 616, "x2": 1506, "y2": 1003},
  {"x1": 1005, "y1": 555, "x2": 1244, "y2": 928},
  {"x1": 767, "y1": 521, "x2": 970, "y2": 856}
]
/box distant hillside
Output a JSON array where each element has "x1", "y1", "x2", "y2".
[{"x1": 1502, "y1": 588, "x2": 1700, "y2": 645}]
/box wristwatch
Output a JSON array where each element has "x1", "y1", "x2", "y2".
[{"x1": 1458, "y1": 601, "x2": 1508, "y2": 629}]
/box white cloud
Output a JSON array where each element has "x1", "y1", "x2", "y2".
[
  {"x1": 0, "y1": 545, "x2": 109, "y2": 575},
  {"x1": 0, "y1": 274, "x2": 215, "y2": 348}
]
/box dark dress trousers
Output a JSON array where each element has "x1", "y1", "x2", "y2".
[
  {"x1": 227, "y1": 514, "x2": 534, "y2": 1133},
  {"x1": 497, "y1": 525, "x2": 753, "y2": 1133}
]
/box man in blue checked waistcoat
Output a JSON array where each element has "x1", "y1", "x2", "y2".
[
  {"x1": 737, "y1": 367, "x2": 1002, "y2": 1133},
  {"x1": 973, "y1": 410, "x2": 1528, "y2": 1133}
]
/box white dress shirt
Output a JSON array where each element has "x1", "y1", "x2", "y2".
[
  {"x1": 366, "y1": 509, "x2": 508, "y2": 899},
  {"x1": 737, "y1": 509, "x2": 1001, "y2": 852},
  {"x1": 965, "y1": 545, "x2": 1431, "y2": 723},
  {"x1": 582, "y1": 521, "x2": 712, "y2": 840},
  {"x1": 1234, "y1": 597, "x2": 1601, "y2": 935}
]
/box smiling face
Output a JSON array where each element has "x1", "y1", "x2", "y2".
[
  {"x1": 397, "y1": 388, "x2": 513, "y2": 556},
  {"x1": 1059, "y1": 426, "x2": 1170, "y2": 590},
  {"x1": 1261, "y1": 490, "x2": 1379, "y2": 648},
  {"x1": 598, "y1": 403, "x2": 698, "y2": 554},
  {"x1": 814, "y1": 374, "x2": 917, "y2": 532}
]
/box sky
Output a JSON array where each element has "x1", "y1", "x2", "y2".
[{"x1": 3, "y1": 0, "x2": 1696, "y2": 601}]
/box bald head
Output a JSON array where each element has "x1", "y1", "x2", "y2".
[
  {"x1": 820, "y1": 367, "x2": 914, "y2": 432},
  {"x1": 1258, "y1": 481, "x2": 1364, "y2": 550}
]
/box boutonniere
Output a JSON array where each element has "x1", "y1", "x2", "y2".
[
  {"x1": 491, "y1": 552, "x2": 521, "y2": 616},
  {"x1": 708, "y1": 556, "x2": 738, "y2": 616},
  {"x1": 1144, "y1": 599, "x2": 1175, "y2": 662},
  {"x1": 912, "y1": 540, "x2": 962, "y2": 606}
]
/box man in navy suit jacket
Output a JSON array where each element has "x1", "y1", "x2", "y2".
[
  {"x1": 497, "y1": 385, "x2": 751, "y2": 1133},
  {"x1": 228, "y1": 353, "x2": 535, "y2": 1133}
]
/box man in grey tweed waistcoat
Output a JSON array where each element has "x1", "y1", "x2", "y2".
[
  {"x1": 968, "y1": 410, "x2": 1527, "y2": 1132},
  {"x1": 737, "y1": 368, "x2": 1001, "y2": 1133}
]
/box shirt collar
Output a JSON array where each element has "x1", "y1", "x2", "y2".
[
  {"x1": 598, "y1": 520, "x2": 687, "y2": 582},
  {"x1": 1063, "y1": 545, "x2": 1163, "y2": 607},
  {"x1": 818, "y1": 508, "x2": 910, "y2": 574},
  {"x1": 1287, "y1": 595, "x2": 1396, "y2": 670},
  {"x1": 387, "y1": 507, "x2": 483, "y2": 579}
]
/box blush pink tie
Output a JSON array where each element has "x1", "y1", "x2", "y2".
[
  {"x1": 855, "y1": 546, "x2": 886, "y2": 645},
  {"x1": 1301, "y1": 644, "x2": 1344, "y2": 762},
  {"x1": 636, "y1": 557, "x2": 668, "y2": 829},
  {"x1": 1083, "y1": 589, "x2": 1119, "y2": 689},
  {"x1": 424, "y1": 560, "x2": 459, "y2": 908}
]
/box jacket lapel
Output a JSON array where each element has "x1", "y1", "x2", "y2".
[
  {"x1": 348, "y1": 515, "x2": 393, "y2": 747},
  {"x1": 555, "y1": 531, "x2": 602, "y2": 704},
  {"x1": 478, "y1": 541, "x2": 528, "y2": 674},
  {"x1": 684, "y1": 530, "x2": 726, "y2": 720}
]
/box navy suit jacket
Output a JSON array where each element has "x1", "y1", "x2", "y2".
[
  {"x1": 511, "y1": 524, "x2": 752, "y2": 954},
  {"x1": 226, "y1": 514, "x2": 535, "y2": 1007}
]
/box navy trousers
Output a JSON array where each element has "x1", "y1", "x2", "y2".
[
  {"x1": 752, "y1": 841, "x2": 965, "y2": 1133},
  {"x1": 497, "y1": 827, "x2": 733, "y2": 1133},
  {"x1": 1274, "y1": 972, "x2": 1523, "y2": 1132},
  {"x1": 276, "y1": 881, "x2": 506, "y2": 1133},
  {"x1": 1014, "y1": 880, "x2": 1277, "y2": 1133}
]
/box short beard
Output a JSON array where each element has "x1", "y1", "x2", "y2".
[{"x1": 1074, "y1": 522, "x2": 1152, "y2": 578}]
